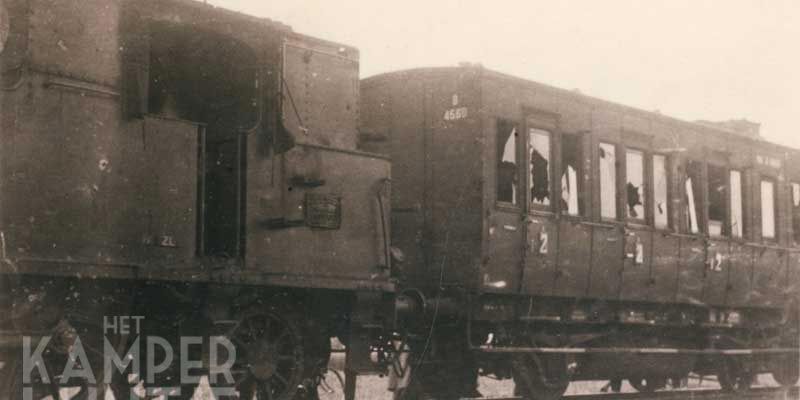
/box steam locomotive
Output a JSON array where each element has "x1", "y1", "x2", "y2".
[{"x1": 0, "y1": 0, "x2": 797, "y2": 399}]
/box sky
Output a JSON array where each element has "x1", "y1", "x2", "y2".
[{"x1": 212, "y1": 0, "x2": 800, "y2": 148}]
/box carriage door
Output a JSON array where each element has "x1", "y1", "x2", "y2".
[
  {"x1": 521, "y1": 116, "x2": 559, "y2": 296},
  {"x1": 485, "y1": 119, "x2": 525, "y2": 293},
  {"x1": 703, "y1": 160, "x2": 733, "y2": 306}
]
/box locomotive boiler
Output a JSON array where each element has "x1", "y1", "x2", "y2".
[
  {"x1": 0, "y1": 0, "x2": 393, "y2": 399},
  {"x1": 360, "y1": 66, "x2": 800, "y2": 399}
]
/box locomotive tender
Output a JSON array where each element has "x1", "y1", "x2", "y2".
[
  {"x1": 361, "y1": 67, "x2": 800, "y2": 398},
  {"x1": 1, "y1": 0, "x2": 393, "y2": 399},
  {"x1": 0, "y1": 1, "x2": 798, "y2": 399}
]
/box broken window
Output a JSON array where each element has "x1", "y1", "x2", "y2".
[
  {"x1": 653, "y1": 155, "x2": 669, "y2": 229},
  {"x1": 730, "y1": 171, "x2": 744, "y2": 238},
  {"x1": 761, "y1": 179, "x2": 776, "y2": 239},
  {"x1": 626, "y1": 150, "x2": 645, "y2": 220},
  {"x1": 792, "y1": 183, "x2": 800, "y2": 243},
  {"x1": 599, "y1": 142, "x2": 617, "y2": 219},
  {"x1": 496, "y1": 120, "x2": 519, "y2": 205},
  {"x1": 707, "y1": 165, "x2": 727, "y2": 236},
  {"x1": 529, "y1": 128, "x2": 551, "y2": 207},
  {"x1": 685, "y1": 161, "x2": 703, "y2": 234},
  {"x1": 560, "y1": 134, "x2": 582, "y2": 216}
]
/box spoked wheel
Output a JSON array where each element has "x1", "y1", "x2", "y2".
[
  {"x1": 511, "y1": 353, "x2": 569, "y2": 400},
  {"x1": 0, "y1": 353, "x2": 25, "y2": 400},
  {"x1": 717, "y1": 356, "x2": 754, "y2": 393},
  {"x1": 225, "y1": 307, "x2": 306, "y2": 400},
  {"x1": 0, "y1": 350, "x2": 63, "y2": 400},
  {"x1": 627, "y1": 376, "x2": 667, "y2": 393},
  {"x1": 770, "y1": 353, "x2": 800, "y2": 387}
]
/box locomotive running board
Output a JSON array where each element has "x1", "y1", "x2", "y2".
[{"x1": 473, "y1": 345, "x2": 800, "y2": 355}]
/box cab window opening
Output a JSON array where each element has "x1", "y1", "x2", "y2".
[
  {"x1": 653, "y1": 154, "x2": 669, "y2": 229},
  {"x1": 496, "y1": 120, "x2": 519, "y2": 205},
  {"x1": 685, "y1": 161, "x2": 703, "y2": 234},
  {"x1": 599, "y1": 142, "x2": 617, "y2": 220},
  {"x1": 529, "y1": 128, "x2": 551, "y2": 207},
  {"x1": 730, "y1": 170, "x2": 744, "y2": 238},
  {"x1": 707, "y1": 164, "x2": 727, "y2": 237},
  {"x1": 560, "y1": 134, "x2": 582, "y2": 216},
  {"x1": 761, "y1": 179, "x2": 777, "y2": 239},
  {"x1": 792, "y1": 182, "x2": 800, "y2": 244},
  {"x1": 625, "y1": 149, "x2": 645, "y2": 221}
]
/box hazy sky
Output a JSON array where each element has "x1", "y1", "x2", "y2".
[{"x1": 213, "y1": 0, "x2": 799, "y2": 148}]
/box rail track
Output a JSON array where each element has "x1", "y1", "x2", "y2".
[{"x1": 461, "y1": 386, "x2": 799, "y2": 400}]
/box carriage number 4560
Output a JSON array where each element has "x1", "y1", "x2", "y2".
[{"x1": 443, "y1": 107, "x2": 468, "y2": 121}]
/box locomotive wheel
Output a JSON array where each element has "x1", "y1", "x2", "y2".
[
  {"x1": 0, "y1": 350, "x2": 63, "y2": 400},
  {"x1": 0, "y1": 353, "x2": 23, "y2": 400},
  {"x1": 770, "y1": 353, "x2": 800, "y2": 387},
  {"x1": 627, "y1": 376, "x2": 666, "y2": 393},
  {"x1": 511, "y1": 353, "x2": 569, "y2": 400},
  {"x1": 224, "y1": 306, "x2": 306, "y2": 400},
  {"x1": 716, "y1": 356, "x2": 753, "y2": 393}
]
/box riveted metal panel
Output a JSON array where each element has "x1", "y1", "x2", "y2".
[
  {"x1": 552, "y1": 220, "x2": 590, "y2": 298},
  {"x1": 787, "y1": 252, "x2": 800, "y2": 305},
  {"x1": 588, "y1": 225, "x2": 623, "y2": 299},
  {"x1": 28, "y1": 0, "x2": 122, "y2": 85},
  {"x1": 520, "y1": 217, "x2": 558, "y2": 295},
  {"x1": 282, "y1": 40, "x2": 359, "y2": 150},
  {"x1": 676, "y1": 236, "x2": 705, "y2": 304},
  {"x1": 750, "y1": 246, "x2": 787, "y2": 308},
  {"x1": 726, "y1": 242, "x2": 753, "y2": 307},
  {"x1": 619, "y1": 227, "x2": 652, "y2": 301},
  {"x1": 485, "y1": 210, "x2": 525, "y2": 294},
  {"x1": 650, "y1": 234, "x2": 680, "y2": 302},
  {"x1": 247, "y1": 147, "x2": 390, "y2": 281},
  {"x1": 703, "y1": 238, "x2": 729, "y2": 306}
]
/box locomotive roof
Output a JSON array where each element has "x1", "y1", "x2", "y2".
[
  {"x1": 158, "y1": 0, "x2": 292, "y2": 31},
  {"x1": 363, "y1": 66, "x2": 798, "y2": 155},
  {"x1": 148, "y1": 0, "x2": 359, "y2": 56}
]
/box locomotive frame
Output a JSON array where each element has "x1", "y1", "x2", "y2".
[{"x1": 1, "y1": 0, "x2": 393, "y2": 399}]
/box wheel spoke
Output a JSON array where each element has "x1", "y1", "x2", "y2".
[
  {"x1": 273, "y1": 371, "x2": 289, "y2": 387},
  {"x1": 273, "y1": 328, "x2": 290, "y2": 345},
  {"x1": 259, "y1": 380, "x2": 274, "y2": 400}
]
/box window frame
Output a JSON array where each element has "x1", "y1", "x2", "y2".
[
  {"x1": 683, "y1": 159, "x2": 706, "y2": 235},
  {"x1": 598, "y1": 141, "x2": 619, "y2": 222},
  {"x1": 494, "y1": 118, "x2": 522, "y2": 208},
  {"x1": 791, "y1": 181, "x2": 800, "y2": 245},
  {"x1": 706, "y1": 162, "x2": 730, "y2": 238},
  {"x1": 624, "y1": 147, "x2": 648, "y2": 224},
  {"x1": 524, "y1": 115, "x2": 557, "y2": 214},
  {"x1": 652, "y1": 153, "x2": 671, "y2": 230},
  {"x1": 729, "y1": 169, "x2": 746, "y2": 239},
  {"x1": 558, "y1": 132, "x2": 586, "y2": 218},
  {"x1": 759, "y1": 178, "x2": 778, "y2": 241}
]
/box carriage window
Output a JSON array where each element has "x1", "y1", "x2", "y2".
[
  {"x1": 730, "y1": 171, "x2": 744, "y2": 238},
  {"x1": 626, "y1": 150, "x2": 645, "y2": 220},
  {"x1": 560, "y1": 134, "x2": 582, "y2": 216},
  {"x1": 529, "y1": 129, "x2": 551, "y2": 207},
  {"x1": 599, "y1": 142, "x2": 617, "y2": 219},
  {"x1": 792, "y1": 183, "x2": 800, "y2": 244},
  {"x1": 496, "y1": 120, "x2": 519, "y2": 205},
  {"x1": 761, "y1": 180, "x2": 776, "y2": 239},
  {"x1": 685, "y1": 161, "x2": 703, "y2": 234},
  {"x1": 653, "y1": 155, "x2": 669, "y2": 229},
  {"x1": 707, "y1": 165, "x2": 727, "y2": 236}
]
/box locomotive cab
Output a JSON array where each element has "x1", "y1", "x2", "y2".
[{"x1": 1, "y1": 1, "x2": 392, "y2": 398}]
